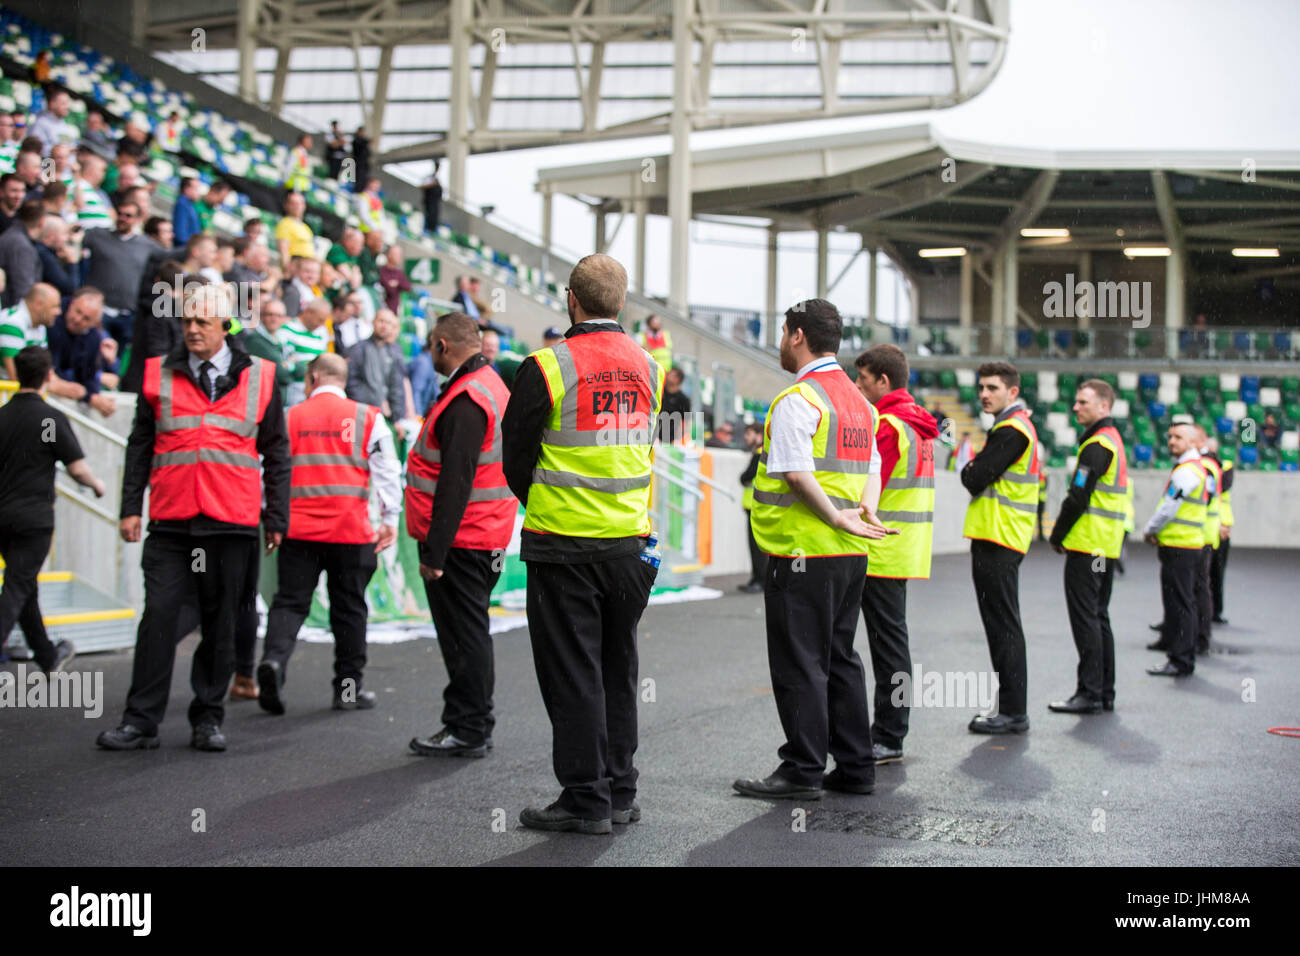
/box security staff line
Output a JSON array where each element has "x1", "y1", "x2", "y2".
[{"x1": 80, "y1": 256, "x2": 1238, "y2": 834}]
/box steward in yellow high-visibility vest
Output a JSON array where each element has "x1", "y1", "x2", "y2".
[
  {"x1": 1209, "y1": 450, "x2": 1233, "y2": 623},
  {"x1": 733, "y1": 299, "x2": 895, "y2": 802},
  {"x1": 501, "y1": 253, "x2": 664, "y2": 833},
  {"x1": 1047, "y1": 380, "x2": 1128, "y2": 715},
  {"x1": 634, "y1": 314, "x2": 673, "y2": 371},
  {"x1": 851, "y1": 343, "x2": 938, "y2": 763},
  {"x1": 1142, "y1": 422, "x2": 1207, "y2": 678},
  {"x1": 1191, "y1": 425, "x2": 1222, "y2": 653},
  {"x1": 960, "y1": 361, "x2": 1039, "y2": 735}
]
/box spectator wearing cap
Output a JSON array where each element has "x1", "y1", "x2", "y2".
[
  {"x1": 542, "y1": 326, "x2": 564, "y2": 349},
  {"x1": 408, "y1": 326, "x2": 442, "y2": 417}
]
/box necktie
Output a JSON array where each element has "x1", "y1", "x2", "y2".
[{"x1": 199, "y1": 360, "x2": 215, "y2": 401}]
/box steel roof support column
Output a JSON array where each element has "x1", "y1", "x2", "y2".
[
  {"x1": 766, "y1": 224, "x2": 779, "y2": 348},
  {"x1": 540, "y1": 188, "x2": 553, "y2": 284},
  {"x1": 959, "y1": 250, "x2": 973, "y2": 356},
  {"x1": 1002, "y1": 240, "x2": 1018, "y2": 357},
  {"x1": 370, "y1": 42, "x2": 395, "y2": 155},
  {"x1": 447, "y1": 0, "x2": 473, "y2": 205},
  {"x1": 236, "y1": 0, "x2": 260, "y2": 105},
  {"x1": 634, "y1": 198, "x2": 648, "y2": 296},
  {"x1": 816, "y1": 226, "x2": 829, "y2": 299},
  {"x1": 668, "y1": 0, "x2": 693, "y2": 315},
  {"x1": 989, "y1": 251, "x2": 1004, "y2": 356}
]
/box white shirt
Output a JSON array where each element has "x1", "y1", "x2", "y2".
[
  {"x1": 1144, "y1": 448, "x2": 1203, "y2": 536},
  {"x1": 307, "y1": 384, "x2": 403, "y2": 528},
  {"x1": 336, "y1": 316, "x2": 373, "y2": 353},
  {"x1": 188, "y1": 343, "x2": 232, "y2": 399},
  {"x1": 764, "y1": 356, "x2": 882, "y2": 477}
]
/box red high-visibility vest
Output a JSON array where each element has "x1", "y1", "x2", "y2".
[
  {"x1": 142, "y1": 354, "x2": 276, "y2": 527},
  {"x1": 286, "y1": 389, "x2": 381, "y2": 543},
  {"x1": 405, "y1": 364, "x2": 517, "y2": 550}
]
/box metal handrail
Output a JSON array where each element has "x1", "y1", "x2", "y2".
[
  {"x1": 652, "y1": 458, "x2": 738, "y2": 502},
  {"x1": 54, "y1": 398, "x2": 128, "y2": 448},
  {"x1": 54, "y1": 476, "x2": 119, "y2": 525}
]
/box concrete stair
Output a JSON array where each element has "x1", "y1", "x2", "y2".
[{"x1": 1, "y1": 571, "x2": 136, "y2": 659}]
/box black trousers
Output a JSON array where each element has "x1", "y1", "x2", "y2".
[
  {"x1": 1158, "y1": 546, "x2": 1199, "y2": 674},
  {"x1": 262, "y1": 538, "x2": 376, "y2": 692},
  {"x1": 1210, "y1": 538, "x2": 1230, "y2": 618},
  {"x1": 422, "y1": 546, "x2": 501, "y2": 746},
  {"x1": 123, "y1": 532, "x2": 258, "y2": 734},
  {"x1": 235, "y1": 533, "x2": 262, "y2": 677},
  {"x1": 526, "y1": 555, "x2": 656, "y2": 819},
  {"x1": 861, "y1": 575, "x2": 910, "y2": 750},
  {"x1": 0, "y1": 528, "x2": 56, "y2": 670},
  {"x1": 970, "y1": 540, "x2": 1028, "y2": 717},
  {"x1": 1063, "y1": 551, "x2": 1116, "y2": 703},
  {"x1": 1195, "y1": 546, "x2": 1214, "y2": 649},
  {"x1": 766, "y1": 553, "x2": 874, "y2": 787},
  {"x1": 745, "y1": 512, "x2": 767, "y2": 585}
]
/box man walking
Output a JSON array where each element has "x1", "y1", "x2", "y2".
[
  {"x1": 853, "y1": 344, "x2": 937, "y2": 764},
  {"x1": 961, "y1": 361, "x2": 1039, "y2": 734},
  {"x1": 733, "y1": 299, "x2": 893, "y2": 801},
  {"x1": 406, "y1": 312, "x2": 518, "y2": 757},
  {"x1": 0, "y1": 347, "x2": 107, "y2": 672},
  {"x1": 502, "y1": 253, "x2": 664, "y2": 834},
  {"x1": 1047, "y1": 380, "x2": 1127, "y2": 715},
  {"x1": 256, "y1": 353, "x2": 401, "y2": 713},
  {"x1": 97, "y1": 285, "x2": 290, "y2": 752}
]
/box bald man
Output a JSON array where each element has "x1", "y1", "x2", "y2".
[
  {"x1": 0, "y1": 283, "x2": 85, "y2": 399},
  {"x1": 256, "y1": 352, "x2": 403, "y2": 714}
]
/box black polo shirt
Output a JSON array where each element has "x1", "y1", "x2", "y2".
[{"x1": 0, "y1": 392, "x2": 85, "y2": 533}]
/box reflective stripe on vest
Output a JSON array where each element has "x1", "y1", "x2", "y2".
[
  {"x1": 867, "y1": 411, "x2": 935, "y2": 579},
  {"x1": 750, "y1": 367, "x2": 876, "y2": 558},
  {"x1": 404, "y1": 365, "x2": 518, "y2": 550},
  {"x1": 1219, "y1": 460, "x2": 1234, "y2": 526},
  {"x1": 522, "y1": 333, "x2": 664, "y2": 539},
  {"x1": 1201, "y1": 455, "x2": 1223, "y2": 549},
  {"x1": 287, "y1": 393, "x2": 378, "y2": 543},
  {"x1": 962, "y1": 406, "x2": 1040, "y2": 554},
  {"x1": 1155, "y1": 460, "x2": 1208, "y2": 549},
  {"x1": 144, "y1": 355, "x2": 273, "y2": 526},
  {"x1": 1061, "y1": 425, "x2": 1129, "y2": 559}
]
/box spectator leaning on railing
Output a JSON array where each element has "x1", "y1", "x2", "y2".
[{"x1": 46, "y1": 286, "x2": 117, "y2": 417}]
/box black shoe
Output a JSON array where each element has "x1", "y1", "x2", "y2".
[
  {"x1": 191, "y1": 723, "x2": 227, "y2": 752},
  {"x1": 1212, "y1": 616, "x2": 1229, "y2": 625},
  {"x1": 519, "y1": 802, "x2": 612, "y2": 835},
  {"x1": 738, "y1": 582, "x2": 763, "y2": 594},
  {"x1": 968, "y1": 713, "x2": 1029, "y2": 735},
  {"x1": 1148, "y1": 621, "x2": 1165, "y2": 632},
  {"x1": 611, "y1": 803, "x2": 642, "y2": 825},
  {"x1": 1147, "y1": 662, "x2": 1192, "y2": 678},
  {"x1": 1102, "y1": 699, "x2": 1115, "y2": 712},
  {"x1": 96, "y1": 724, "x2": 160, "y2": 751},
  {"x1": 732, "y1": 772, "x2": 823, "y2": 800},
  {"x1": 872, "y1": 742, "x2": 904, "y2": 765},
  {"x1": 408, "y1": 729, "x2": 487, "y2": 758},
  {"x1": 256, "y1": 660, "x2": 285, "y2": 715},
  {"x1": 44, "y1": 640, "x2": 76, "y2": 675},
  {"x1": 822, "y1": 769, "x2": 875, "y2": 794},
  {"x1": 332, "y1": 687, "x2": 376, "y2": 710},
  {"x1": 1146, "y1": 640, "x2": 1169, "y2": 652},
  {"x1": 1048, "y1": 693, "x2": 1102, "y2": 715},
  {"x1": 1196, "y1": 642, "x2": 1211, "y2": 656}
]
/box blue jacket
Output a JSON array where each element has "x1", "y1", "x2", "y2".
[
  {"x1": 409, "y1": 348, "x2": 441, "y2": 417},
  {"x1": 173, "y1": 195, "x2": 202, "y2": 246}
]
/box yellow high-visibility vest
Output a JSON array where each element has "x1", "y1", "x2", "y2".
[
  {"x1": 867, "y1": 413, "x2": 935, "y2": 579},
  {"x1": 522, "y1": 331, "x2": 665, "y2": 538},
  {"x1": 962, "y1": 407, "x2": 1040, "y2": 554},
  {"x1": 1219, "y1": 460, "x2": 1234, "y2": 527},
  {"x1": 1155, "y1": 460, "x2": 1208, "y2": 549},
  {"x1": 1201, "y1": 455, "x2": 1223, "y2": 549},
  {"x1": 1061, "y1": 425, "x2": 1129, "y2": 560}
]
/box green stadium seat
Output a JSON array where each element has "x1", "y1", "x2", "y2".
[
  {"x1": 1201, "y1": 375, "x2": 1219, "y2": 392},
  {"x1": 919, "y1": 370, "x2": 938, "y2": 388},
  {"x1": 1135, "y1": 331, "x2": 1151, "y2": 350},
  {"x1": 958, "y1": 385, "x2": 975, "y2": 403},
  {"x1": 1021, "y1": 371, "x2": 1038, "y2": 389},
  {"x1": 1051, "y1": 400, "x2": 1069, "y2": 414},
  {"x1": 1247, "y1": 403, "x2": 1265, "y2": 423},
  {"x1": 1261, "y1": 376, "x2": 1281, "y2": 389},
  {"x1": 1058, "y1": 373, "x2": 1077, "y2": 393},
  {"x1": 1256, "y1": 334, "x2": 1272, "y2": 354},
  {"x1": 939, "y1": 370, "x2": 957, "y2": 389},
  {"x1": 1214, "y1": 331, "x2": 1232, "y2": 355}
]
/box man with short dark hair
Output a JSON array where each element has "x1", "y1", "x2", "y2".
[
  {"x1": 961, "y1": 360, "x2": 1039, "y2": 734},
  {"x1": 0, "y1": 171, "x2": 26, "y2": 233},
  {"x1": 82, "y1": 200, "x2": 155, "y2": 346},
  {"x1": 0, "y1": 346, "x2": 107, "y2": 673},
  {"x1": 172, "y1": 176, "x2": 203, "y2": 246},
  {"x1": 196, "y1": 180, "x2": 232, "y2": 235},
  {"x1": 1048, "y1": 379, "x2": 1126, "y2": 715},
  {"x1": 734, "y1": 298, "x2": 892, "y2": 801},
  {"x1": 29, "y1": 89, "x2": 76, "y2": 154},
  {"x1": 0, "y1": 200, "x2": 45, "y2": 308},
  {"x1": 659, "y1": 366, "x2": 691, "y2": 443},
  {"x1": 407, "y1": 312, "x2": 518, "y2": 757},
  {"x1": 853, "y1": 343, "x2": 938, "y2": 763}
]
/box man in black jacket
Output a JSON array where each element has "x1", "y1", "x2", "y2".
[{"x1": 96, "y1": 284, "x2": 290, "y2": 753}]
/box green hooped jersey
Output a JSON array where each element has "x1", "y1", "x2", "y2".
[
  {"x1": 962, "y1": 406, "x2": 1040, "y2": 554},
  {"x1": 1061, "y1": 425, "x2": 1129, "y2": 560},
  {"x1": 750, "y1": 366, "x2": 877, "y2": 558}
]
